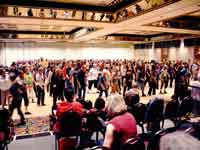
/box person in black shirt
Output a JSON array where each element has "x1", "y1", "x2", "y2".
[
  {"x1": 123, "y1": 70, "x2": 133, "y2": 96},
  {"x1": 51, "y1": 69, "x2": 65, "y2": 107},
  {"x1": 77, "y1": 65, "x2": 87, "y2": 100},
  {"x1": 9, "y1": 73, "x2": 26, "y2": 126}
]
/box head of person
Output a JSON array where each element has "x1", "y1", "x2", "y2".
[
  {"x1": 64, "y1": 88, "x2": 74, "y2": 102},
  {"x1": 106, "y1": 94, "x2": 127, "y2": 117},
  {"x1": 18, "y1": 70, "x2": 24, "y2": 78},
  {"x1": 38, "y1": 67, "x2": 43, "y2": 74},
  {"x1": 0, "y1": 68, "x2": 5, "y2": 76},
  {"x1": 82, "y1": 65, "x2": 87, "y2": 72},
  {"x1": 9, "y1": 72, "x2": 17, "y2": 82},
  {"x1": 58, "y1": 69, "x2": 63, "y2": 77},
  {"x1": 24, "y1": 66, "x2": 29, "y2": 74},
  {"x1": 95, "y1": 97, "x2": 105, "y2": 110}
]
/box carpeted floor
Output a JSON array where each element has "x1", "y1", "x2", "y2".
[{"x1": 15, "y1": 116, "x2": 49, "y2": 135}]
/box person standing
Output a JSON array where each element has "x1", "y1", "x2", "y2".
[
  {"x1": 148, "y1": 65, "x2": 157, "y2": 96},
  {"x1": 87, "y1": 64, "x2": 98, "y2": 92},
  {"x1": 123, "y1": 70, "x2": 133, "y2": 96},
  {"x1": 0, "y1": 68, "x2": 10, "y2": 108},
  {"x1": 160, "y1": 66, "x2": 170, "y2": 94},
  {"x1": 16, "y1": 70, "x2": 31, "y2": 115},
  {"x1": 9, "y1": 73, "x2": 26, "y2": 126},
  {"x1": 35, "y1": 67, "x2": 45, "y2": 106},
  {"x1": 168, "y1": 63, "x2": 175, "y2": 88},
  {"x1": 24, "y1": 66, "x2": 35, "y2": 103},
  {"x1": 51, "y1": 69, "x2": 65, "y2": 107},
  {"x1": 77, "y1": 65, "x2": 87, "y2": 100},
  {"x1": 98, "y1": 72, "x2": 109, "y2": 98},
  {"x1": 136, "y1": 66, "x2": 146, "y2": 96}
]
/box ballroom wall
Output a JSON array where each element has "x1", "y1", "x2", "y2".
[
  {"x1": 0, "y1": 42, "x2": 134, "y2": 65},
  {"x1": 133, "y1": 40, "x2": 195, "y2": 62}
]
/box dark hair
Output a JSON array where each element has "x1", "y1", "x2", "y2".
[
  {"x1": 95, "y1": 97, "x2": 105, "y2": 110},
  {"x1": 125, "y1": 94, "x2": 140, "y2": 107},
  {"x1": 77, "y1": 100, "x2": 92, "y2": 110},
  {"x1": 9, "y1": 73, "x2": 17, "y2": 81},
  {"x1": 64, "y1": 88, "x2": 74, "y2": 102}
]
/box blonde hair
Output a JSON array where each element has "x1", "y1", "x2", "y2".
[{"x1": 106, "y1": 93, "x2": 127, "y2": 116}]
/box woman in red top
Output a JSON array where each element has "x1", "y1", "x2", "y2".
[{"x1": 103, "y1": 93, "x2": 137, "y2": 150}]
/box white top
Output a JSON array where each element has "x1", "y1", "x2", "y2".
[
  {"x1": 88, "y1": 68, "x2": 98, "y2": 81},
  {"x1": 0, "y1": 74, "x2": 11, "y2": 91},
  {"x1": 35, "y1": 73, "x2": 45, "y2": 87}
]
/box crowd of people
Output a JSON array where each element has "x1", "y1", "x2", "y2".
[
  {"x1": 0, "y1": 58, "x2": 200, "y2": 150},
  {"x1": 0, "y1": 58, "x2": 200, "y2": 124}
]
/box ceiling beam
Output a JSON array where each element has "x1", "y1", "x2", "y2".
[
  {"x1": 0, "y1": 0, "x2": 139, "y2": 12},
  {"x1": 73, "y1": 0, "x2": 200, "y2": 42},
  {"x1": 136, "y1": 26, "x2": 200, "y2": 35},
  {"x1": 0, "y1": 17, "x2": 113, "y2": 28}
]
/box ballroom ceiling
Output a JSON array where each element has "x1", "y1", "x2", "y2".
[{"x1": 0, "y1": 0, "x2": 200, "y2": 42}]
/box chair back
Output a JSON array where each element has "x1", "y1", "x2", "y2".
[
  {"x1": 121, "y1": 136, "x2": 145, "y2": 150},
  {"x1": 60, "y1": 111, "x2": 82, "y2": 137},
  {"x1": 164, "y1": 100, "x2": 179, "y2": 119}
]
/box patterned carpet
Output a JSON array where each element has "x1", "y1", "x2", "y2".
[{"x1": 15, "y1": 116, "x2": 49, "y2": 135}]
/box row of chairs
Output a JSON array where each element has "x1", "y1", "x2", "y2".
[
  {"x1": 52, "y1": 92, "x2": 194, "y2": 150},
  {"x1": 128, "y1": 94, "x2": 194, "y2": 134}
]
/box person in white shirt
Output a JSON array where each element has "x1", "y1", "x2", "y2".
[
  {"x1": 0, "y1": 68, "x2": 10, "y2": 108},
  {"x1": 88, "y1": 64, "x2": 98, "y2": 92},
  {"x1": 35, "y1": 67, "x2": 45, "y2": 106}
]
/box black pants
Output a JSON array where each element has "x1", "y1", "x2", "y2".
[
  {"x1": 9, "y1": 98, "x2": 25, "y2": 122},
  {"x1": 123, "y1": 82, "x2": 132, "y2": 96},
  {"x1": 160, "y1": 80, "x2": 168, "y2": 91},
  {"x1": 193, "y1": 100, "x2": 200, "y2": 116},
  {"x1": 169, "y1": 77, "x2": 174, "y2": 88},
  {"x1": 74, "y1": 80, "x2": 78, "y2": 95},
  {"x1": 23, "y1": 89, "x2": 29, "y2": 107},
  {"x1": 36, "y1": 86, "x2": 45, "y2": 105},
  {"x1": 53, "y1": 89, "x2": 64, "y2": 106},
  {"x1": 148, "y1": 81, "x2": 156, "y2": 95},
  {"x1": 78, "y1": 86, "x2": 86, "y2": 100},
  {"x1": 99, "y1": 89, "x2": 108, "y2": 97},
  {"x1": 88, "y1": 80, "x2": 97, "y2": 90},
  {"x1": 33, "y1": 82, "x2": 38, "y2": 97}
]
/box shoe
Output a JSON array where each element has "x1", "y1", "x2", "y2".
[
  {"x1": 42, "y1": 104, "x2": 46, "y2": 106},
  {"x1": 164, "y1": 91, "x2": 167, "y2": 94},
  {"x1": 32, "y1": 99, "x2": 35, "y2": 103},
  {"x1": 17, "y1": 121, "x2": 26, "y2": 126},
  {"x1": 25, "y1": 112, "x2": 31, "y2": 115},
  {"x1": 142, "y1": 94, "x2": 146, "y2": 97},
  {"x1": 160, "y1": 91, "x2": 163, "y2": 94}
]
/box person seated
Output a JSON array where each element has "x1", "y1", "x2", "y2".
[
  {"x1": 53, "y1": 88, "x2": 84, "y2": 133},
  {"x1": 94, "y1": 97, "x2": 107, "y2": 121},
  {"x1": 124, "y1": 83, "x2": 140, "y2": 108},
  {"x1": 103, "y1": 94, "x2": 137, "y2": 150}
]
